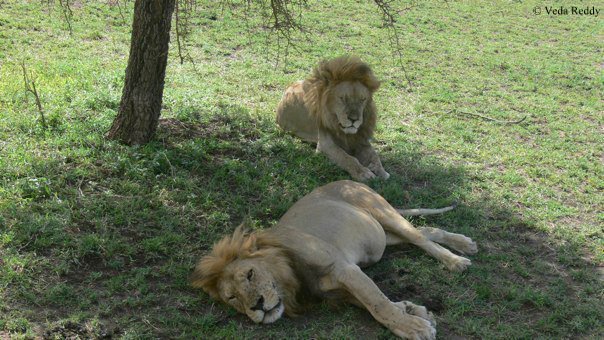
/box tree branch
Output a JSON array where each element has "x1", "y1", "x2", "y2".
[{"x1": 448, "y1": 109, "x2": 527, "y2": 125}]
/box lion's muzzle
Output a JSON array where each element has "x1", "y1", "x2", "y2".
[
  {"x1": 261, "y1": 299, "x2": 284, "y2": 324},
  {"x1": 340, "y1": 120, "x2": 362, "y2": 134},
  {"x1": 247, "y1": 295, "x2": 284, "y2": 324}
]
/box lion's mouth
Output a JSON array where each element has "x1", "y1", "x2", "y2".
[
  {"x1": 340, "y1": 124, "x2": 358, "y2": 134},
  {"x1": 261, "y1": 299, "x2": 284, "y2": 324},
  {"x1": 267, "y1": 299, "x2": 282, "y2": 313}
]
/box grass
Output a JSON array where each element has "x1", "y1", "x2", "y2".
[{"x1": 1, "y1": 0, "x2": 602, "y2": 338}]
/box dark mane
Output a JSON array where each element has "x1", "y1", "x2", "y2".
[{"x1": 303, "y1": 56, "x2": 380, "y2": 144}]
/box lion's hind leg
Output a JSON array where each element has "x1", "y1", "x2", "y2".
[
  {"x1": 388, "y1": 227, "x2": 477, "y2": 256},
  {"x1": 418, "y1": 227, "x2": 477, "y2": 255},
  {"x1": 379, "y1": 211, "x2": 473, "y2": 272}
]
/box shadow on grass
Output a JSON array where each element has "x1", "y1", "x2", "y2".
[{"x1": 2, "y1": 103, "x2": 602, "y2": 338}]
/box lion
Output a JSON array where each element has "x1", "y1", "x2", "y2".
[
  {"x1": 276, "y1": 56, "x2": 390, "y2": 181},
  {"x1": 191, "y1": 180, "x2": 477, "y2": 339}
]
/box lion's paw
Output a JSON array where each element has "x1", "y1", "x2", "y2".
[
  {"x1": 394, "y1": 301, "x2": 436, "y2": 327},
  {"x1": 354, "y1": 168, "x2": 376, "y2": 181},
  {"x1": 369, "y1": 163, "x2": 390, "y2": 180},
  {"x1": 458, "y1": 237, "x2": 478, "y2": 255},
  {"x1": 380, "y1": 170, "x2": 390, "y2": 180},
  {"x1": 444, "y1": 255, "x2": 472, "y2": 272},
  {"x1": 391, "y1": 315, "x2": 436, "y2": 340}
]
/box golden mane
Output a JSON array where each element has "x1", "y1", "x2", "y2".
[
  {"x1": 303, "y1": 56, "x2": 380, "y2": 143},
  {"x1": 190, "y1": 226, "x2": 300, "y2": 316}
]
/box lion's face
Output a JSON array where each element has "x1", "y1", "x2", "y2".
[
  {"x1": 327, "y1": 81, "x2": 370, "y2": 134},
  {"x1": 217, "y1": 258, "x2": 285, "y2": 324}
]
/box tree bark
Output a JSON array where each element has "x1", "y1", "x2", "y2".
[{"x1": 106, "y1": 0, "x2": 176, "y2": 145}]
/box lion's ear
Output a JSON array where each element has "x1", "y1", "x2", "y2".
[
  {"x1": 359, "y1": 65, "x2": 380, "y2": 93},
  {"x1": 319, "y1": 73, "x2": 330, "y2": 87},
  {"x1": 317, "y1": 66, "x2": 332, "y2": 88},
  {"x1": 242, "y1": 233, "x2": 259, "y2": 254}
]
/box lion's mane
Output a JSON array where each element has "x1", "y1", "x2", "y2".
[
  {"x1": 303, "y1": 56, "x2": 381, "y2": 144},
  {"x1": 190, "y1": 226, "x2": 300, "y2": 316}
]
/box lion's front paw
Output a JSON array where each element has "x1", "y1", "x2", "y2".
[
  {"x1": 390, "y1": 315, "x2": 436, "y2": 340},
  {"x1": 379, "y1": 170, "x2": 390, "y2": 180},
  {"x1": 444, "y1": 255, "x2": 472, "y2": 272},
  {"x1": 368, "y1": 163, "x2": 390, "y2": 180},
  {"x1": 354, "y1": 168, "x2": 376, "y2": 181},
  {"x1": 394, "y1": 301, "x2": 436, "y2": 327}
]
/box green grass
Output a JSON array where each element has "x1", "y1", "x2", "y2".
[{"x1": 1, "y1": 0, "x2": 602, "y2": 338}]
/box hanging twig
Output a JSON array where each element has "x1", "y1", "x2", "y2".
[
  {"x1": 216, "y1": 1, "x2": 306, "y2": 69},
  {"x1": 175, "y1": 0, "x2": 185, "y2": 64},
  {"x1": 217, "y1": 1, "x2": 414, "y2": 72},
  {"x1": 21, "y1": 61, "x2": 47, "y2": 130},
  {"x1": 58, "y1": 0, "x2": 73, "y2": 35},
  {"x1": 247, "y1": 0, "x2": 308, "y2": 69},
  {"x1": 448, "y1": 109, "x2": 527, "y2": 125},
  {"x1": 174, "y1": 0, "x2": 201, "y2": 72},
  {"x1": 108, "y1": 0, "x2": 130, "y2": 25},
  {"x1": 373, "y1": 0, "x2": 415, "y2": 89}
]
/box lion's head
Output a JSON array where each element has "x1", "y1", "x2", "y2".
[
  {"x1": 191, "y1": 226, "x2": 299, "y2": 324},
  {"x1": 304, "y1": 56, "x2": 380, "y2": 140}
]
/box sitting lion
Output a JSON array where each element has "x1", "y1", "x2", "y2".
[
  {"x1": 191, "y1": 180, "x2": 477, "y2": 339},
  {"x1": 276, "y1": 56, "x2": 390, "y2": 181}
]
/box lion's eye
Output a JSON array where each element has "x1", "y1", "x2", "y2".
[
  {"x1": 228, "y1": 296, "x2": 236, "y2": 301},
  {"x1": 247, "y1": 268, "x2": 254, "y2": 281}
]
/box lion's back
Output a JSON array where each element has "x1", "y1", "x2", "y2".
[
  {"x1": 278, "y1": 182, "x2": 387, "y2": 266},
  {"x1": 276, "y1": 80, "x2": 318, "y2": 143}
]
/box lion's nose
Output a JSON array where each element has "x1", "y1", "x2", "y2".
[{"x1": 250, "y1": 296, "x2": 264, "y2": 311}]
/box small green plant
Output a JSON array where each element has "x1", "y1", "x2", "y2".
[{"x1": 20, "y1": 61, "x2": 47, "y2": 131}]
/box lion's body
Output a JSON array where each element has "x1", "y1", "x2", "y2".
[
  {"x1": 192, "y1": 181, "x2": 477, "y2": 339},
  {"x1": 275, "y1": 182, "x2": 390, "y2": 268},
  {"x1": 276, "y1": 80, "x2": 318, "y2": 143},
  {"x1": 276, "y1": 57, "x2": 389, "y2": 181}
]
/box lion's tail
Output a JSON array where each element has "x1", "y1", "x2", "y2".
[{"x1": 396, "y1": 202, "x2": 458, "y2": 216}]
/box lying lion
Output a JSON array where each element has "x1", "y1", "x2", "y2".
[
  {"x1": 192, "y1": 180, "x2": 477, "y2": 339},
  {"x1": 276, "y1": 56, "x2": 390, "y2": 181}
]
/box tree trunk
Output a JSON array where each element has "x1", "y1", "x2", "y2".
[{"x1": 106, "y1": 0, "x2": 176, "y2": 145}]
